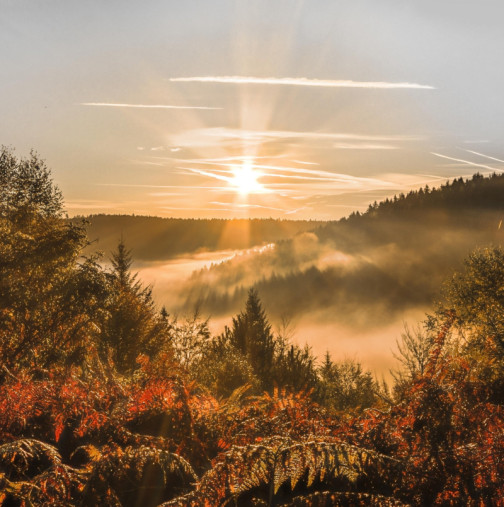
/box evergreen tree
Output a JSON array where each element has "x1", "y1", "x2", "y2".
[
  {"x1": 100, "y1": 240, "x2": 169, "y2": 374},
  {"x1": 111, "y1": 237, "x2": 134, "y2": 288},
  {"x1": 226, "y1": 289, "x2": 276, "y2": 390},
  {"x1": 216, "y1": 290, "x2": 319, "y2": 394}
]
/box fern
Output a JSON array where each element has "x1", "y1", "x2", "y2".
[
  {"x1": 25, "y1": 464, "x2": 84, "y2": 505},
  {"x1": 0, "y1": 438, "x2": 62, "y2": 480},
  {"x1": 0, "y1": 440, "x2": 85, "y2": 505},
  {"x1": 82, "y1": 445, "x2": 197, "y2": 506},
  {"x1": 277, "y1": 491, "x2": 408, "y2": 506},
  {"x1": 165, "y1": 437, "x2": 399, "y2": 506}
]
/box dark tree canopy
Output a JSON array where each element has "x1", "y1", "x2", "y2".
[{"x1": 0, "y1": 147, "x2": 64, "y2": 222}]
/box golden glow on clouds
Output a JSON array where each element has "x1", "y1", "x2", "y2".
[
  {"x1": 170, "y1": 76, "x2": 435, "y2": 90},
  {"x1": 169, "y1": 127, "x2": 423, "y2": 147},
  {"x1": 80, "y1": 102, "x2": 222, "y2": 110}
]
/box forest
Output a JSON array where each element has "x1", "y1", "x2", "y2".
[
  {"x1": 77, "y1": 215, "x2": 323, "y2": 261},
  {"x1": 1, "y1": 146, "x2": 504, "y2": 505},
  {"x1": 182, "y1": 173, "x2": 504, "y2": 324}
]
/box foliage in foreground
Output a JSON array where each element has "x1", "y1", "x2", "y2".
[
  {"x1": 2, "y1": 147, "x2": 504, "y2": 505},
  {"x1": 1, "y1": 325, "x2": 504, "y2": 506}
]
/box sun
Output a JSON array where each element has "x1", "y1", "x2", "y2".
[{"x1": 230, "y1": 159, "x2": 266, "y2": 195}]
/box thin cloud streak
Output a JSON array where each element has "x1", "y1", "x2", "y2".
[
  {"x1": 285, "y1": 207, "x2": 309, "y2": 215},
  {"x1": 180, "y1": 167, "x2": 236, "y2": 184},
  {"x1": 96, "y1": 183, "x2": 231, "y2": 190},
  {"x1": 210, "y1": 202, "x2": 287, "y2": 212},
  {"x1": 334, "y1": 143, "x2": 399, "y2": 150},
  {"x1": 183, "y1": 159, "x2": 393, "y2": 186},
  {"x1": 80, "y1": 102, "x2": 222, "y2": 110},
  {"x1": 179, "y1": 155, "x2": 285, "y2": 163},
  {"x1": 148, "y1": 192, "x2": 190, "y2": 196},
  {"x1": 170, "y1": 127, "x2": 421, "y2": 149},
  {"x1": 291, "y1": 160, "x2": 319, "y2": 165},
  {"x1": 170, "y1": 76, "x2": 435, "y2": 90},
  {"x1": 465, "y1": 150, "x2": 504, "y2": 164},
  {"x1": 203, "y1": 128, "x2": 421, "y2": 142},
  {"x1": 161, "y1": 206, "x2": 250, "y2": 213},
  {"x1": 129, "y1": 160, "x2": 166, "y2": 166},
  {"x1": 431, "y1": 152, "x2": 503, "y2": 173},
  {"x1": 180, "y1": 162, "x2": 396, "y2": 193}
]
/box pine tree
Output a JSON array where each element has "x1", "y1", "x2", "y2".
[
  {"x1": 100, "y1": 239, "x2": 169, "y2": 374},
  {"x1": 227, "y1": 289, "x2": 276, "y2": 390},
  {"x1": 110, "y1": 237, "x2": 133, "y2": 288}
]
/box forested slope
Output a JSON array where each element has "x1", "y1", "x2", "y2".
[
  {"x1": 75, "y1": 215, "x2": 324, "y2": 261},
  {"x1": 184, "y1": 173, "x2": 504, "y2": 324}
]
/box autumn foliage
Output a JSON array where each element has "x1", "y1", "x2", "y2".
[{"x1": 2, "y1": 147, "x2": 504, "y2": 505}]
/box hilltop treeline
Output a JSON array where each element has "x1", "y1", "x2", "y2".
[
  {"x1": 357, "y1": 172, "x2": 504, "y2": 218},
  {"x1": 75, "y1": 214, "x2": 324, "y2": 261},
  {"x1": 2, "y1": 147, "x2": 504, "y2": 505},
  {"x1": 184, "y1": 173, "x2": 504, "y2": 323}
]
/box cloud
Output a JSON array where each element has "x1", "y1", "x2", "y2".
[
  {"x1": 178, "y1": 159, "x2": 398, "y2": 197},
  {"x1": 79, "y1": 102, "x2": 222, "y2": 110},
  {"x1": 65, "y1": 200, "x2": 121, "y2": 210},
  {"x1": 148, "y1": 192, "x2": 190, "y2": 196},
  {"x1": 284, "y1": 207, "x2": 309, "y2": 215},
  {"x1": 290, "y1": 160, "x2": 319, "y2": 165},
  {"x1": 182, "y1": 159, "x2": 395, "y2": 187},
  {"x1": 333, "y1": 143, "x2": 399, "y2": 150},
  {"x1": 431, "y1": 152, "x2": 504, "y2": 173},
  {"x1": 160, "y1": 206, "x2": 246, "y2": 213},
  {"x1": 465, "y1": 150, "x2": 504, "y2": 164},
  {"x1": 170, "y1": 76, "x2": 435, "y2": 90},
  {"x1": 179, "y1": 166, "x2": 237, "y2": 184},
  {"x1": 210, "y1": 202, "x2": 287, "y2": 212},
  {"x1": 96, "y1": 183, "x2": 230, "y2": 190},
  {"x1": 170, "y1": 127, "x2": 422, "y2": 148}
]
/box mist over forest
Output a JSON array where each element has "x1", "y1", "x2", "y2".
[
  {"x1": 78, "y1": 215, "x2": 324, "y2": 261},
  {"x1": 3, "y1": 147, "x2": 504, "y2": 505},
  {"x1": 178, "y1": 175, "x2": 504, "y2": 324},
  {"x1": 73, "y1": 173, "x2": 504, "y2": 378},
  {"x1": 84, "y1": 173, "x2": 504, "y2": 334}
]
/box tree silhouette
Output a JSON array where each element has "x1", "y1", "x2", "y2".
[
  {"x1": 226, "y1": 289, "x2": 276, "y2": 390},
  {"x1": 100, "y1": 240, "x2": 169, "y2": 374},
  {"x1": 0, "y1": 147, "x2": 106, "y2": 371}
]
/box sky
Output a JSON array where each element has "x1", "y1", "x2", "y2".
[{"x1": 2, "y1": 0, "x2": 504, "y2": 219}]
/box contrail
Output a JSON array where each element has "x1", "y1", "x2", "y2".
[
  {"x1": 465, "y1": 150, "x2": 504, "y2": 164},
  {"x1": 169, "y1": 76, "x2": 435, "y2": 90},
  {"x1": 80, "y1": 102, "x2": 222, "y2": 110},
  {"x1": 431, "y1": 152, "x2": 503, "y2": 172}
]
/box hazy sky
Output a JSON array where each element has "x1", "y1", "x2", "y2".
[{"x1": 2, "y1": 0, "x2": 504, "y2": 219}]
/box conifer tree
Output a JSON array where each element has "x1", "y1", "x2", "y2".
[
  {"x1": 100, "y1": 239, "x2": 169, "y2": 374},
  {"x1": 226, "y1": 289, "x2": 276, "y2": 390}
]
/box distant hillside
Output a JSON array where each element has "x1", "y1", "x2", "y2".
[
  {"x1": 73, "y1": 215, "x2": 326, "y2": 261},
  {"x1": 183, "y1": 173, "x2": 504, "y2": 325}
]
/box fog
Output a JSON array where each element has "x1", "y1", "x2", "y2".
[
  {"x1": 132, "y1": 245, "x2": 429, "y2": 380},
  {"x1": 128, "y1": 205, "x2": 504, "y2": 380}
]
